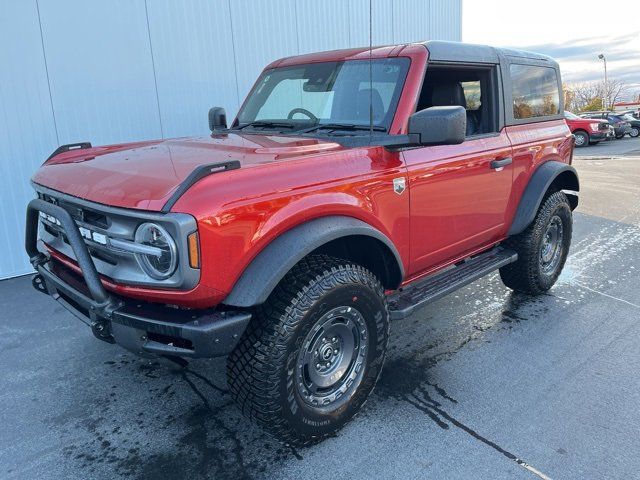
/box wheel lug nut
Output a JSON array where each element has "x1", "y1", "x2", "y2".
[
  {"x1": 332, "y1": 337, "x2": 337, "y2": 342},
  {"x1": 316, "y1": 363, "x2": 321, "y2": 369},
  {"x1": 326, "y1": 362, "x2": 331, "y2": 367}
]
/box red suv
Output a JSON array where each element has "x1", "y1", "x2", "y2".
[
  {"x1": 564, "y1": 110, "x2": 611, "y2": 147},
  {"x1": 26, "y1": 41, "x2": 579, "y2": 444}
]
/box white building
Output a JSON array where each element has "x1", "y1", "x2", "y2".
[
  {"x1": 0, "y1": 0, "x2": 462, "y2": 280},
  {"x1": 613, "y1": 101, "x2": 640, "y2": 114}
]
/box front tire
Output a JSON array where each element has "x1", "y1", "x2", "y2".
[
  {"x1": 500, "y1": 191, "x2": 572, "y2": 294},
  {"x1": 629, "y1": 127, "x2": 639, "y2": 138},
  {"x1": 227, "y1": 255, "x2": 389, "y2": 445},
  {"x1": 573, "y1": 130, "x2": 589, "y2": 147}
]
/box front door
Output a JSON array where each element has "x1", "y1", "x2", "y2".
[
  {"x1": 402, "y1": 64, "x2": 514, "y2": 276},
  {"x1": 403, "y1": 135, "x2": 514, "y2": 275}
]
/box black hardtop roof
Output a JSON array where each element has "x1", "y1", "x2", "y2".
[{"x1": 421, "y1": 40, "x2": 559, "y2": 67}]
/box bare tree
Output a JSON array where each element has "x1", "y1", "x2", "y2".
[
  {"x1": 605, "y1": 79, "x2": 628, "y2": 110},
  {"x1": 563, "y1": 79, "x2": 629, "y2": 112}
]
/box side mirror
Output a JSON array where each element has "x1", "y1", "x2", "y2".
[
  {"x1": 209, "y1": 107, "x2": 227, "y2": 131},
  {"x1": 408, "y1": 106, "x2": 466, "y2": 145}
]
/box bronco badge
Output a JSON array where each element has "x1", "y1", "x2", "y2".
[{"x1": 393, "y1": 177, "x2": 406, "y2": 195}]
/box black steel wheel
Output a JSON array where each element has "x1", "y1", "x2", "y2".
[
  {"x1": 539, "y1": 215, "x2": 564, "y2": 276},
  {"x1": 296, "y1": 306, "x2": 369, "y2": 411},
  {"x1": 227, "y1": 255, "x2": 389, "y2": 445},
  {"x1": 500, "y1": 191, "x2": 572, "y2": 294}
]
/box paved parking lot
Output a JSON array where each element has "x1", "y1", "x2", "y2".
[{"x1": 1, "y1": 138, "x2": 639, "y2": 480}]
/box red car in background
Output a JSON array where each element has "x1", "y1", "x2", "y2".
[{"x1": 564, "y1": 111, "x2": 612, "y2": 147}]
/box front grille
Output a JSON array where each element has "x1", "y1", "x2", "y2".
[
  {"x1": 34, "y1": 184, "x2": 199, "y2": 290},
  {"x1": 40, "y1": 192, "x2": 109, "y2": 228}
]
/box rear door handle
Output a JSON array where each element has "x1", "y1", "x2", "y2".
[{"x1": 490, "y1": 157, "x2": 512, "y2": 169}]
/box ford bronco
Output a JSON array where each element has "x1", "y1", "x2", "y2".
[{"x1": 26, "y1": 41, "x2": 578, "y2": 445}]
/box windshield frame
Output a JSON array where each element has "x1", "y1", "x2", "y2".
[{"x1": 232, "y1": 57, "x2": 411, "y2": 135}]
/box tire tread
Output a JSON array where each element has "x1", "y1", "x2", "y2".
[
  {"x1": 226, "y1": 254, "x2": 388, "y2": 446},
  {"x1": 500, "y1": 190, "x2": 572, "y2": 294}
]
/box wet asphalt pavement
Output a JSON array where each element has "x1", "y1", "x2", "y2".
[{"x1": 2, "y1": 138, "x2": 639, "y2": 479}]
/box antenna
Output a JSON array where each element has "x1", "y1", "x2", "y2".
[{"x1": 368, "y1": 0, "x2": 373, "y2": 139}]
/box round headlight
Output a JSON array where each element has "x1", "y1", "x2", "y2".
[{"x1": 134, "y1": 223, "x2": 177, "y2": 280}]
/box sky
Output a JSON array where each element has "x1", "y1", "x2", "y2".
[{"x1": 463, "y1": 0, "x2": 640, "y2": 101}]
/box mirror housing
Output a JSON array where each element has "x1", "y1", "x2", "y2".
[
  {"x1": 208, "y1": 107, "x2": 227, "y2": 131},
  {"x1": 408, "y1": 106, "x2": 466, "y2": 146}
]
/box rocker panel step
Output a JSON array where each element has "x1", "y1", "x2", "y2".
[{"x1": 388, "y1": 247, "x2": 517, "y2": 320}]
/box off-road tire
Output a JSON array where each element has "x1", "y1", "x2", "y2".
[
  {"x1": 500, "y1": 190, "x2": 572, "y2": 294},
  {"x1": 226, "y1": 254, "x2": 389, "y2": 446}
]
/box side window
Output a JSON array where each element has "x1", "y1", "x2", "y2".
[
  {"x1": 510, "y1": 64, "x2": 560, "y2": 119},
  {"x1": 417, "y1": 66, "x2": 498, "y2": 136}
]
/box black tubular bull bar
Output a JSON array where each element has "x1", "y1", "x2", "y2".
[{"x1": 25, "y1": 198, "x2": 250, "y2": 358}]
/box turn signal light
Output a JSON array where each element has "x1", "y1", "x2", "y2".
[{"x1": 188, "y1": 232, "x2": 200, "y2": 269}]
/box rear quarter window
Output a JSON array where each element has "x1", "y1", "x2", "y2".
[{"x1": 510, "y1": 64, "x2": 560, "y2": 119}]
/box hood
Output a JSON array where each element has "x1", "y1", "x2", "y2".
[
  {"x1": 566, "y1": 117, "x2": 606, "y2": 126},
  {"x1": 32, "y1": 133, "x2": 343, "y2": 210}
]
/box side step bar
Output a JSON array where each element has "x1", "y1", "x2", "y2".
[{"x1": 388, "y1": 247, "x2": 517, "y2": 320}]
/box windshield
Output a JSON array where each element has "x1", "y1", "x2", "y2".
[
  {"x1": 235, "y1": 58, "x2": 410, "y2": 132},
  {"x1": 564, "y1": 111, "x2": 580, "y2": 120}
]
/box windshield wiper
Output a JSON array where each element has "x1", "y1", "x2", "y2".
[
  {"x1": 299, "y1": 123, "x2": 387, "y2": 134},
  {"x1": 234, "y1": 121, "x2": 296, "y2": 131}
]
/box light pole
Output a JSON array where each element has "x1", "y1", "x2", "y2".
[{"x1": 598, "y1": 53, "x2": 608, "y2": 111}]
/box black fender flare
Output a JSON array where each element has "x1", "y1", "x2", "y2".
[
  {"x1": 508, "y1": 161, "x2": 579, "y2": 236},
  {"x1": 223, "y1": 216, "x2": 404, "y2": 307}
]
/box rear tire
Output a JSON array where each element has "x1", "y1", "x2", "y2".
[
  {"x1": 573, "y1": 130, "x2": 588, "y2": 147},
  {"x1": 500, "y1": 191, "x2": 572, "y2": 294},
  {"x1": 227, "y1": 254, "x2": 389, "y2": 446}
]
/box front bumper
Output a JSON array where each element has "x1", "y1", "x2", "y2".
[
  {"x1": 26, "y1": 199, "x2": 250, "y2": 358},
  {"x1": 589, "y1": 131, "x2": 609, "y2": 141}
]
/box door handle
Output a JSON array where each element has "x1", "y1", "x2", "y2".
[{"x1": 490, "y1": 157, "x2": 512, "y2": 169}]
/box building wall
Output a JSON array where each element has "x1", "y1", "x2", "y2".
[{"x1": 0, "y1": 0, "x2": 461, "y2": 279}]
